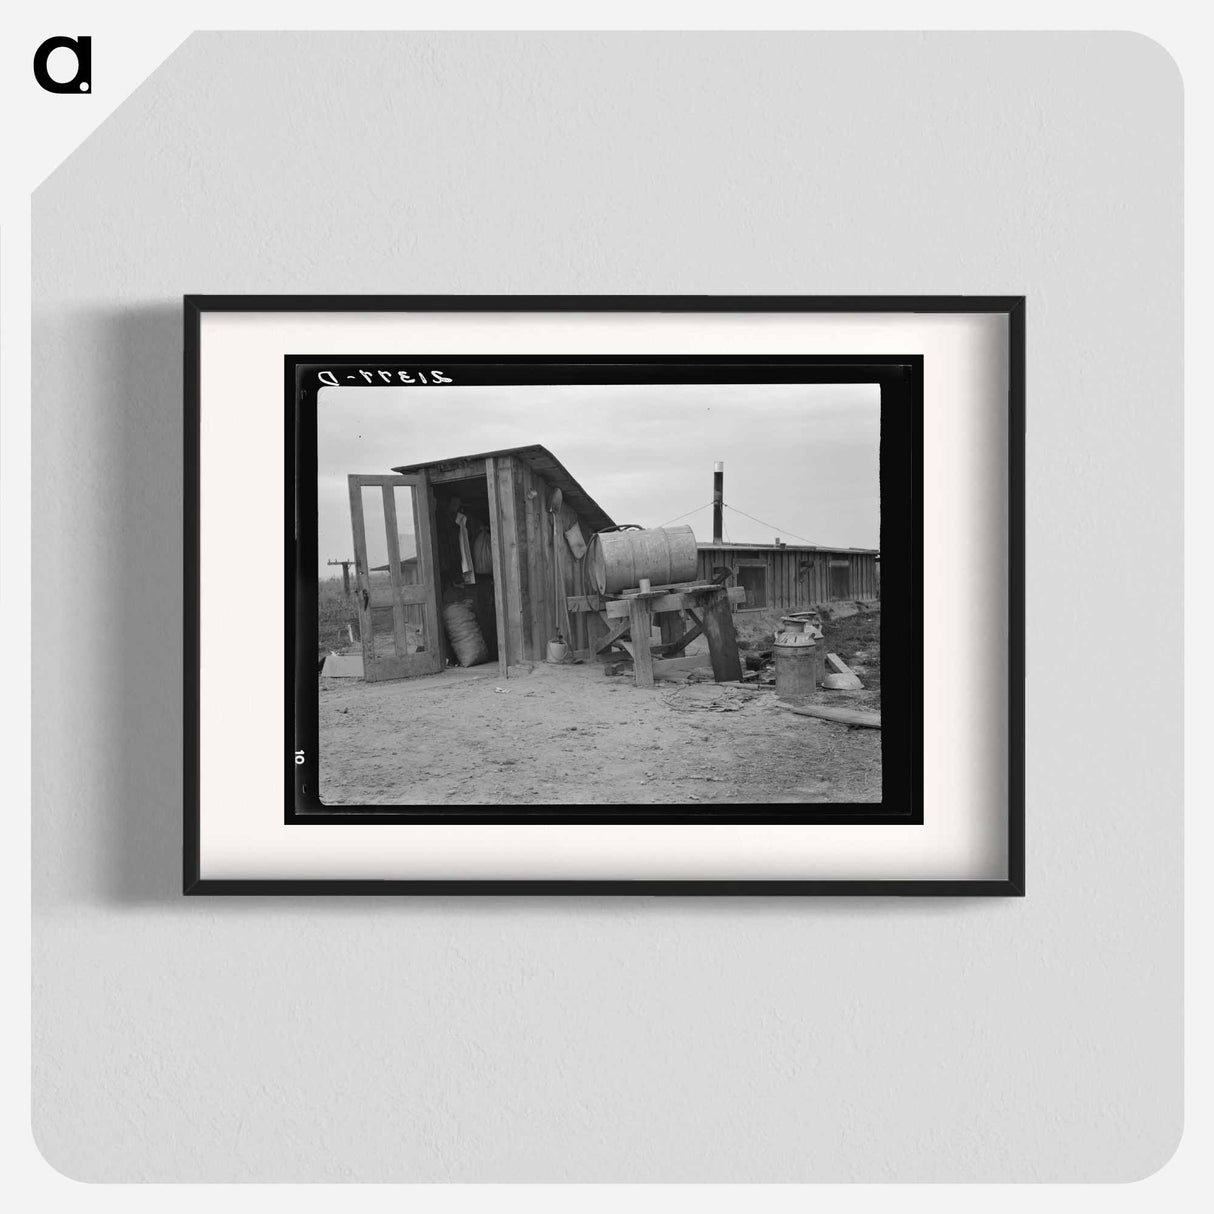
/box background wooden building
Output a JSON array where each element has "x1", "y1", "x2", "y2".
[{"x1": 695, "y1": 542, "x2": 879, "y2": 613}]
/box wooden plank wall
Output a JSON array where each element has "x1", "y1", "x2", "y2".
[
  {"x1": 518, "y1": 462, "x2": 545, "y2": 659},
  {"x1": 488, "y1": 457, "x2": 604, "y2": 667},
  {"x1": 695, "y1": 548, "x2": 879, "y2": 610},
  {"x1": 518, "y1": 461, "x2": 605, "y2": 660},
  {"x1": 549, "y1": 491, "x2": 600, "y2": 656},
  {"x1": 487, "y1": 457, "x2": 526, "y2": 668}
]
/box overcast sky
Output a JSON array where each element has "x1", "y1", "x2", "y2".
[{"x1": 316, "y1": 382, "x2": 880, "y2": 576}]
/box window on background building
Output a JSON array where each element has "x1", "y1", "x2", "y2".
[
  {"x1": 737, "y1": 564, "x2": 768, "y2": 610},
  {"x1": 830, "y1": 559, "x2": 852, "y2": 600}
]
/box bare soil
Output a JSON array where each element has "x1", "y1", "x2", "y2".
[{"x1": 317, "y1": 608, "x2": 882, "y2": 807}]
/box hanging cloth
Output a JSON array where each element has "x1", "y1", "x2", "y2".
[
  {"x1": 472, "y1": 526, "x2": 494, "y2": 575},
  {"x1": 454, "y1": 512, "x2": 476, "y2": 584}
]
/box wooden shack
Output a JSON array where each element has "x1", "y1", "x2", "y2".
[
  {"x1": 695, "y1": 543, "x2": 879, "y2": 613},
  {"x1": 378, "y1": 444, "x2": 614, "y2": 677}
]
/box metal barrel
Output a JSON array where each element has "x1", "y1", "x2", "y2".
[
  {"x1": 587, "y1": 525, "x2": 699, "y2": 594},
  {"x1": 774, "y1": 632, "x2": 823, "y2": 700}
]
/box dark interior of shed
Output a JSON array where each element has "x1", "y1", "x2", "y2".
[{"x1": 432, "y1": 475, "x2": 499, "y2": 665}]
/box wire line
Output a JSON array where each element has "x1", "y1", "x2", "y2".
[
  {"x1": 656, "y1": 500, "x2": 715, "y2": 528},
  {"x1": 723, "y1": 503, "x2": 820, "y2": 547}
]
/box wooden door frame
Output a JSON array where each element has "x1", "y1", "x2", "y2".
[
  {"x1": 733, "y1": 559, "x2": 770, "y2": 612},
  {"x1": 485, "y1": 457, "x2": 511, "y2": 677},
  {"x1": 347, "y1": 473, "x2": 443, "y2": 680},
  {"x1": 828, "y1": 557, "x2": 852, "y2": 601}
]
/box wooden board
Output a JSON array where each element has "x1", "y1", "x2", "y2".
[
  {"x1": 604, "y1": 586, "x2": 745, "y2": 618},
  {"x1": 514, "y1": 462, "x2": 536, "y2": 660},
  {"x1": 361, "y1": 583, "x2": 433, "y2": 609},
  {"x1": 422, "y1": 472, "x2": 447, "y2": 668},
  {"x1": 776, "y1": 702, "x2": 881, "y2": 729},
  {"x1": 699, "y1": 591, "x2": 743, "y2": 682},
  {"x1": 489, "y1": 458, "x2": 525, "y2": 674},
  {"x1": 485, "y1": 458, "x2": 508, "y2": 676},
  {"x1": 346, "y1": 473, "x2": 443, "y2": 682},
  {"x1": 618, "y1": 581, "x2": 725, "y2": 598},
  {"x1": 628, "y1": 599, "x2": 655, "y2": 688},
  {"x1": 593, "y1": 616, "x2": 632, "y2": 654},
  {"x1": 426, "y1": 460, "x2": 493, "y2": 484},
  {"x1": 826, "y1": 652, "x2": 857, "y2": 676}
]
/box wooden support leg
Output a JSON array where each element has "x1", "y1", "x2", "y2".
[
  {"x1": 629, "y1": 600, "x2": 655, "y2": 688},
  {"x1": 700, "y1": 590, "x2": 743, "y2": 682}
]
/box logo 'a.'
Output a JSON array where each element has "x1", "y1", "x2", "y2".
[{"x1": 33, "y1": 35, "x2": 91, "y2": 94}]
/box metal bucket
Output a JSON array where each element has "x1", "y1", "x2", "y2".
[
  {"x1": 587, "y1": 525, "x2": 699, "y2": 595},
  {"x1": 774, "y1": 631, "x2": 823, "y2": 700}
]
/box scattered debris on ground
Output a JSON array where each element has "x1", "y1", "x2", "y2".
[
  {"x1": 317, "y1": 626, "x2": 882, "y2": 806},
  {"x1": 314, "y1": 604, "x2": 882, "y2": 806}
]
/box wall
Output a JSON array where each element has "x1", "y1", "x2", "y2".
[
  {"x1": 697, "y1": 548, "x2": 879, "y2": 608},
  {"x1": 31, "y1": 32, "x2": 1181, "y2": 1181},
  {"x1": 486, "y1": 455, "x2": 603, "y2": 665}
]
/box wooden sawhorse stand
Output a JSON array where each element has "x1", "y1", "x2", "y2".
[{"x1": 576, "y1": 582, "x2": 746, "y2": 689}]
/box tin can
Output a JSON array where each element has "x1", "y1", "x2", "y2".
[{"x1": 774, "y1": 631, "x2": 823, "y2": 699}]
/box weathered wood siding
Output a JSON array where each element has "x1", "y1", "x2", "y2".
[
  {"x1": 695, "y1": 547, "x2": 878, "y2": 610},
  {"x1": 487, "y1": 455, "x2": 602, "y2": 669}
]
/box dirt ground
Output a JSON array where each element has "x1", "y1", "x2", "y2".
[{"x1": 317, "y1": 607, "x2": 882, "y2": 807}]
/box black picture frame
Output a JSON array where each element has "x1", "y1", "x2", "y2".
[{"x1": 184, "y1": 295, "x2": 1025, "y2": 896}]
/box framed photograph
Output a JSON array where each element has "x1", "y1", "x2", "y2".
[{"x1": 185, "y1": 296, "x2": 1023, "y2": 894}]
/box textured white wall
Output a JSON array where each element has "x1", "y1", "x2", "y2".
[{"x1": 31, "y1": 32, "x2": 1182, "y2": 1181}]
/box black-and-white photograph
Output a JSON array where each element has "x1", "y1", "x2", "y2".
[{"x1": 292, "y1": 357, "x2": 920, "y2": 820}]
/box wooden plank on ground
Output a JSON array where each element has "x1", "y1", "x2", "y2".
[
  {"x1": 826, "y1": 652, "x2": 857, "y2": 676},
  {"x1": 776, "y1": 703, "x2": 881, "y2": 729}
]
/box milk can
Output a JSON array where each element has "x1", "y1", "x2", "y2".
[{"x1": 774, "y1": 629, "x2": 824, "y2": 700}]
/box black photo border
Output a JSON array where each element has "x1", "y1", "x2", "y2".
[
  {"x1": 184, "y1": 296, "x2": 1025, "y2": 896},
  {"x1": 291, "y1": 356, "x2": 917, "y2": 826}
]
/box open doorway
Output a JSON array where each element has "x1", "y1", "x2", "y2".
[{"x1": 430, "y1": 475, "x2": 499, "y2": 668}]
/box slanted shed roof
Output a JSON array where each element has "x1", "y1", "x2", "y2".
[{"x1": 392, "y1": 444, "x2": 615, "y2": 535}]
